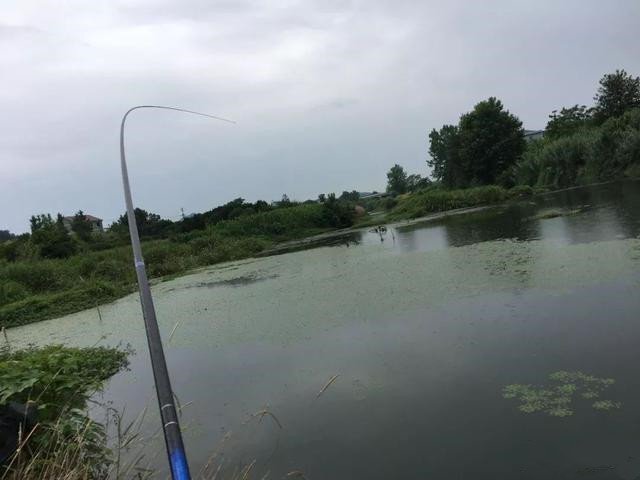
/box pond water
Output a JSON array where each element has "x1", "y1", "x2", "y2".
[{"x1": 7, "y1": 181, "x2": 640, "y2": 479}]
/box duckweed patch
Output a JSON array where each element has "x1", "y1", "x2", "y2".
[{"x1": 503, "y1": 371, "x2": 620, "y2": 417}]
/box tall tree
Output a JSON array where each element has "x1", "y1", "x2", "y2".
[
  {"x1": 457, "y1": 97, "x2": 525, "y2": 186},
  {"x1": 428, "y1": 125, "x2": 460, "y2": 186},
  {"x1": 545, "y1": 105, "x2": 593, "y2": 140},
  {"x1": 386, "y1": 164, "x2": 409, "y2": 194},
  {"x1": 593, "y1": 69, "x2": 640, "y2": 123}
]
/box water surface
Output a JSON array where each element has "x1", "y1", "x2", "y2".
[{"x1": 8, "y1": 181, "x2": 640, "y2": 479}]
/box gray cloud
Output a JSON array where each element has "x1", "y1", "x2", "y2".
[{"x1": 2, "y1": 0, "x2": 639, "y2": 232}]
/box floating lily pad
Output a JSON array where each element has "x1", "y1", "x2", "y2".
[{"x1": 503, "y1": 371, "x2": 619, "y2": 417}]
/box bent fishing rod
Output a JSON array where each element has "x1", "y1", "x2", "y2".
[{"x1": 120, "y1": 105, "x2": 234, "y2": 480}]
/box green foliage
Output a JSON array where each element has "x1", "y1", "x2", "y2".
[
  {"x1": 386, "y1": 164, "x2": 409, "y2": 194},
  {"x1": 514, "y1": 108, "x2": 640, "y2": 188},
  {"x1": 215, "y1": 202, "x2": 352, "y2": 238},
  {"x1": 389, "y1": 185, "x2": 513, "y2": 220},
  {"x1": 339, "y1": 190, "x2": 360, "y2": 202},
  {"x1": 0, "y1": 201, "x2": 355, "y2": 327},
  {"x1": 457, "y1": 97, "x2": 525, "y2": 186},
  {"x1": 427, "y1": 98, "x2": 525, "y2": 188},
  {"x1": 523, "y1": 131, "x2": 594, "y2": 188},
  {"x1": 406, "y1": 174, "x2": 431, "y2": 192},
  {"x1": 0, "y1": 345, "x2": 129, "y2": 478},
  {"x1": 593, "y1": 69, "x2": 640, "y2": 123},
  {"x1": 545, "y1": 105, "x2": 593, "y2": 140},
  {"x1": 0, "y1": 281, "x2": 30, "y2": 305},
  {"x1": 0, "y1": 281, "x2": 128, "y2": 328},
  {"x1": 0, "y1": 236, "x2": 39, "y2": 263},
  {"x1": 111, "y1": 207, "x2": 172, "y2": 238},
  {"x1": 29, "y1": 214, "x2": 54, "y2": 233},
  {"x1": 0, "y1": 230, "x2": 15, "y2": 243},
  {"x1": 382, "y1": 197, "x2": 398, "y2": 211},
  {"x1": 0, "y1": 345, "x2": 129, "y2": 421},
  {"x1": 428, "y1": 124, "x2": 460, "y2": 186},
  {"x1": 70, "y1": 210, "x2": 93, "y2": 241},
  {"x1": 321, "y1": 193, "x2": 355, "y2": 228},
  {"x1": 29, "y1": 214, "x2": 77, "y2": 259},
  {"x1": 2, "y1": 260, "x2": 67, "y2": 292},
  {"x1": 503, "y1": 371, "x2": 619, "y2": 417}
]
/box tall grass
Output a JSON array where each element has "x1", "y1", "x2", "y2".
[
  {"x1": 514, "y1": 108, "x2": 640, "y2": 188},
  {"x1": 0, "y1": 202, "x2": 354, "y2": 328},
  {"x1": 388, "y1": 185, "x2": 520, "y2": 220}
]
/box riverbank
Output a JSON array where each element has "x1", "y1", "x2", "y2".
[
  {"x1": 0, "y1": 202, "x2": 352, "y2": 328},
  {"x1": 1, "y1": 185, "x2": 539, "y2": 329}
]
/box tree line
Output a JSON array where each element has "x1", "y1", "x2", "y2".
[
  {"x1": 0, "y1": 192, "x2": 359, "y2": 261},
  {"x1": 386, "y1": 69, "x2": 640, "y2": 193}
]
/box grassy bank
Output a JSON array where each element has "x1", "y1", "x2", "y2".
[
  {"x1": 386, "y1": 184, "x2": 534, "y2": 221},
  {"x1": 0, "y1": 202, "x2": 353, "y2": 328},
  {"x1": 0, "y1": 344, "x2": 129, "y2": 479}
]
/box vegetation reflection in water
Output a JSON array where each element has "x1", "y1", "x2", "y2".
[{"x1": 503, "y1": 371, "x2": 620, "y2": 417}]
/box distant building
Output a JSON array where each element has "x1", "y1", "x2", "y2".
[
  {"x1": 62, "y1": 214, "x2": 104, "y2": 233},
  {"x1": 524, "y1": 129, "x2": 545, "y2": 142}
]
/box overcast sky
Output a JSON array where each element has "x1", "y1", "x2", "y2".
[{"x1": 2, "y1": 0, "x2": 639, "y2": 233}]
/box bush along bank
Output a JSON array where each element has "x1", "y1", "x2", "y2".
[
  {"x1": 387, "y1": 185, "x2": 534, "y2": 220},
  {"x1": 0, "y1": 344, "x2": 130, "y2": 479}
]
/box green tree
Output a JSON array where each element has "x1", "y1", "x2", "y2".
[
  {"x1": 280, "y1": 194, "x2": 291, "y2": 207},
  {"x1": 428, "y1": 125, "x2": 460, "y2": 187},
  {"x1": 406, "y1": 174, "x2": 431, "y2": 192},
  {"x1": 317, "y1": 193, "x2": 326, "y2": 203},
  {"x1": 386, "y1": 164, "x2": 409, "y2": 194},
  {"x1": 30, "y1": 213, "x2": 76, "y2": 259},
  {"x1": 71, "y1": 210, "x2": 93, "y2": 241},
  {"x1": 339, "y1": 190, "x2": 360, "y2": 201},
  {"x1": 546, "y1": 105, "x2": 593, "y2": 140},
  {"x1": 113, "y1": 208, "x2": 170, "y2": 238},
  {"x1": 457, "y1": 97, "x2": 525, "y2": 186},
  {"x1": 321, "y1": 193, "x2": 354, "y2": 227},
  {"x1": 593, "y1": 69, "x2": 640, "y2": 123},
  {"x1": 0, "y1": 230, "x2": 15, "y2": 243},
  {"x1": 30, "y1": 214, "x2": 53, "y2": 233}
]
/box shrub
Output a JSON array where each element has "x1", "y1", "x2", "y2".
[
  {"x1": 616, "y1": 128, "x2": 640, "y2": 172},
  {"x1": 0, "y1": 345, "x2": 129, "y2": 479},
  {"x1": 1, "y1": 261, "x2": 67, "y2": 293},
  {"x1": 515, "y1": 108, "x2": 640, "y2": 188},
  {"x1": 538, "y1": 132, "x2": 594, "y2": 188},
  {"x1": 92, "y1": 258, "x2": 133, "y2": 283},
  {"x1": 389, "y1": 185, "x2": 509, "y2": 219},
  {"x1": 0, "y1": 281, "x2": 30, "y2": 306}
]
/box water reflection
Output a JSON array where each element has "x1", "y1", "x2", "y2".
[{"x1": 373, "y1": 181, "x2": 640, "y2": 254}]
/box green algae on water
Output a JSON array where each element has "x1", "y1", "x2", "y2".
[{"x1": 503, "y1": 371, "x2": 620, "y2": 417}]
